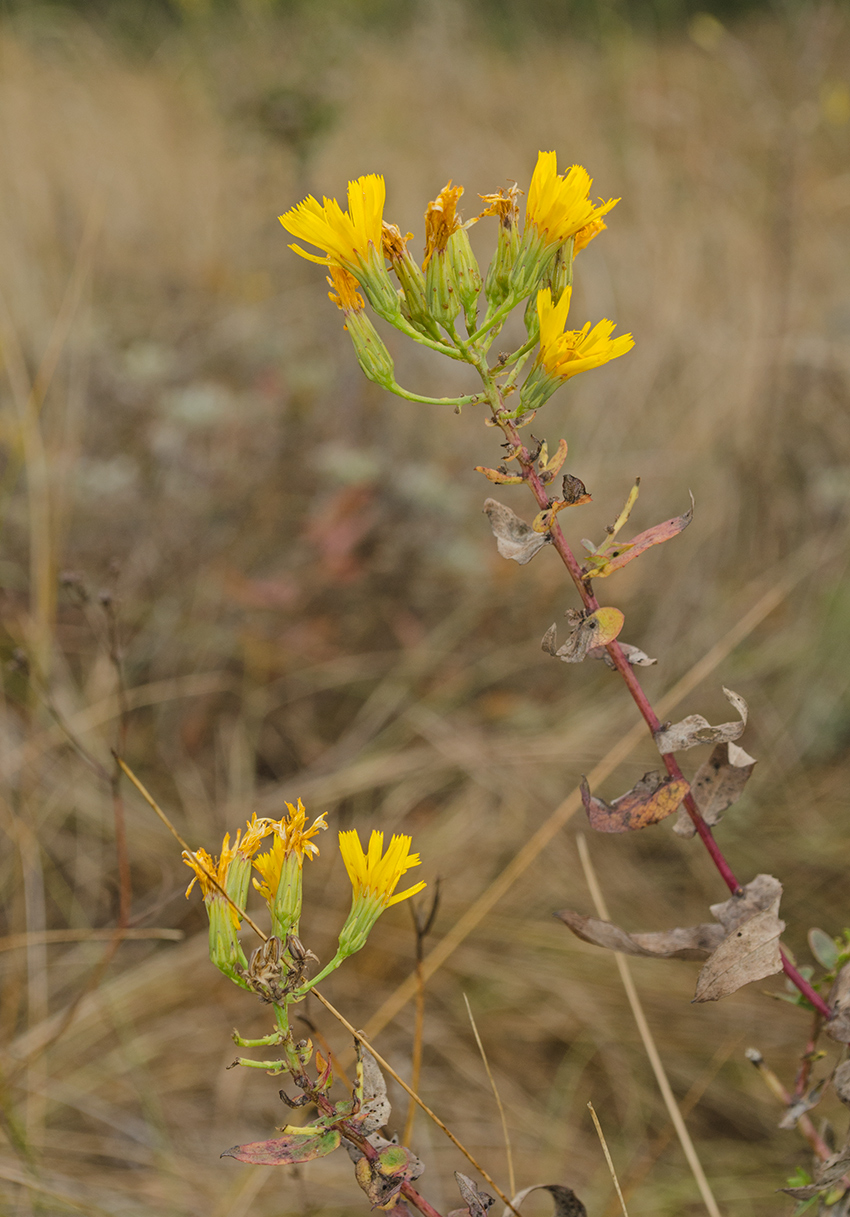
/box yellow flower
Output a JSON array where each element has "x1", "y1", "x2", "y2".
[
  {"x1": 280, "y1": 175, "x2": 401, "y2": 322},
  {"x1": 423, "y1": 181, "x2": 465, "y2": 269},
  {"x1": 253, "y1": 800, "x2": 328, "y2": 940},
  {"x1": 280, "y1": 174, "x2": 386, "y2": 269},
  {"x1": 536, "y1": 286, "x2": 634, "y2": 379},
  {"x1": 526, "y1": 151, "x2": 618, "y2": 248},
  {"x1": 339, "y1": 830, "x2": 425, "y2": 907},
  {"x1": 574, "y1": 217, "x2": 607, "y2": 254},
  {"x1": 183, "y1": 840, "x2": 234, "y2": 901},
  {"x1": 336, "y1": 830, "x2": 426, "y2": 958},
  {"x1": 518, "y1": 287, "x2": 634, "y2": 416},
  {"x1": 327, "y1": 265, "x2": 365, "y2": 313}
]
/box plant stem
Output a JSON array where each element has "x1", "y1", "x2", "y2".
[{"x1": 490, "y1": 409, "x2": 835, "y2": 1024}]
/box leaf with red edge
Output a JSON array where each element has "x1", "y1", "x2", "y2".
[
  {"x1": 221, "y1": 1129, "x2": 341, "y2": 1165},
  {"x1": 584, "y1": 493, "x2": 694, "y2": 579},
  {"x1": 581, "y1": 772, "x2": 689, "y2": 833}
]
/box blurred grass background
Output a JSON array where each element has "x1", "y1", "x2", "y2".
[{"x1": 0, "y1": 0, "x2": 849, "y2": 1213}]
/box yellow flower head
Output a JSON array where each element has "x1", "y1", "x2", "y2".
[
  {"x1": 477, "y1": 182, "x2": 521, "y2": 230},
  {"x1": 280, "y1": 174, "x2": 386, "y2": 270},
  {"x1": 536, "y1": 286, "x2": 634, "y2": 380},
  {"x1": 183, "y1": 837, "x2": 236, "y2": 901},
  {"x1": 423, "y1": 181, "x2": 465, "y2": 269},
  {"x1": 526, "y1": 151, "x2": 618, "y2": 248},
  {"x1": 338, "y1": 830, "x2": 426, "y2": 908},
  {"x1": 327, "y1": 265, "x2": 365, "y2": 313}
]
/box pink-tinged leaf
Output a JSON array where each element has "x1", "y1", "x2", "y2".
[
  {"x1": 581, "y1": 772, "x2": 689, "y2": 833},
  {"x1": 221, "y1": 1129, "x2": 341, "y2": 1165},
  {"x1": 585, "y1": 492, "x2": 694, "y2": 579}
]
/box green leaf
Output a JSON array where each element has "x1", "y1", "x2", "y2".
[{"x1": 809, "y1": 928, "x2": 839, "y2": 970}]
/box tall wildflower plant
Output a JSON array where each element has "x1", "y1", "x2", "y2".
[{"x1": 184, "y1": 152, "x2": 850, "y2": 1215}]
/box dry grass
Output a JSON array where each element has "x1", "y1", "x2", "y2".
[{"x1": 1, "y1": 3, "x2": 850, "y2": 1214}]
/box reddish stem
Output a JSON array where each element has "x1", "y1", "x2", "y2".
[{"x1": 502, "y1": 422, "x2": 835, "y2": 1025}]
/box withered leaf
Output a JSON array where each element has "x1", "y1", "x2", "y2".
[
  {"x1": 542, "y1": 607, "x2": 625, "y2": 664},
  {"x1": 562, "y1": 473, "x2": 591, "y2": 506},
  {"x1": 559, "y1": 874, "x2": 787, "y2": 1005},
  {"x1": 778, "y1": 1079, "x2": 828, "y2": 1129},
  {"x1": 583, "y1": 492, "x2": 694, "y2": 579},
  {"x1": 556, "y1": 910, "x2": 725, "y2": 960},
  {"x1": 833, "y1": 1060, "x2": 850, "y2": 1106},
  {"x1": 654, "y1": 687, "x2": 748, "y2": 755},
  {"x1": 502, "y1": 1184, "x2": 587, "y2": 1217},
  {"x1": 354, "y1": 1046, "x2": 391, "y2": 1134},
  {"x1": 780, "y1": 1140, "x2": 850, "y2": 1200},
  {"x1": 694, "y1": 877, "x2": 784, "y2": 1002},
  {"x1": 587, "y1": 640, "x2": 657, "y2": 668},
  {"x1": 222, "y1": 1128, "x2": 341, "y2": 1164},
  {"x1": 484, "y1": 498, "x2": 549, "y2": 564},
  {"x1": 354, "y1": 1143, "x2": 422, "y2": 1208},
  {"x1": 581, "y1": 771, "x2": 689, "y2": 833},
  {"x1": 825, "y1": 962, "x2": 850, "y2": 1044},
  {"x1": 474, "y1": 465, "x2": 523, "y2": 485},
  {"x1": 453, "y1": 1173, "x2": 495, "y2": 1217},
  {"x1": 673, "y1": 741, "x2": 757, "y2": 838}
]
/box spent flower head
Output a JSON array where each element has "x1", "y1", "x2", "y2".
[{"x1": 336, "y1": 830, "x2": 426, "y2": 957}]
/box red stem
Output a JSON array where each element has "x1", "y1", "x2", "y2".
[{"x1": 504, "y1": 423, "x2": 835, "y2": 1025}]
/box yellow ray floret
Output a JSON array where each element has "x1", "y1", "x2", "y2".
[
  {"x1": 327, "y1": 265, "x2": 365, "y2": 312},
  {"x1": 537, "y1": 287, "x2": 634, "y2": 380},
  {"x1": 526, "y1": 151, "x2": 618, "y2": 247},
  {"x1": 279, "y1": 174, "x2": 386, "y2": 268},
  {"x1": 338, "y1": 829, "x2": 426, "y2": 908}
]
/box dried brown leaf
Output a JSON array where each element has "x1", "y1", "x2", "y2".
[
  {"x1": 833, "y1": 1060, "x2": 850, "y2": 1106},
  {"x1": 542, "y1": 607, "x2": 625, "y2": 664},
  {"x1": 654, "y1": 686, "x2": 748, "y2": 754},
  {"x1": 454, "y1": 1173, "x2": 495, "y2": 1217},
  {"x1": 502, "y1": 1184, "x2": 587, "y2": 1217},
  {"x1": 780, "y1": 1139, "x2": 850, "y2": 1199},
  {"x1": 587, "y1": 640, "x2": 657, "y2": 668},
  {"x1": 778, "y1": 1079, "x2": 828, "y2": 1129},
  {"x1": 673, "y1": 741, "x2": 757, "y2": 838},
  {"x1": 825, "y1": 962, "x2": 850, "y2": 1044},
  {"x1": 556, "y1": 910, "x2": 725, "y2": 960},
  {"x1": 580, "y1": 771, "x2": 689, "y2": 833},
  {"x1": 694, "y1": 879, "x2": 784, "y2": 1002},
  {"x1": 484, "y1": 498, "x2": 549, "y2": 564}
]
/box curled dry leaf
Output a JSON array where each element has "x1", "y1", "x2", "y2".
[
  {"x1": 654, "y1": 686, "x2": 748, "y2": 755},
  {"x1": 825, "y1": 961, "x2": 850, "y2": 1044},
  {"x1": 556, "y1": 909, "x2": 726, "y2": 960},
  {"x1": 354, "y1": 1143, "x2": 423, "y2": 1207},
  {"x1": 559, "y1": 874, "x2": 787, "y2": 1005},
  {"x1": 542, "y1": 607, "x2": 625, "y2": 664},
  {"x1": 833, "y1": 1060, "x2": 850, "y2": 1106},
  {"x1": 561, "y1": 473, "x2": 591, "y2": 506},
  {"x1": 221, "y1": 1128, "x2": 341, "y2": 1165},
  {"x1": 587, "y1": 640, "x2": 657, "y2": 668},
  {"x1": 500, "y1": 1184, "x2": 587, "y2": 1217},
  {"x1": 354, "y1": 1046, "x2": 391, "y2": 1134},
  {"x1": 694, "y1": 875, "x2": 784, "y2": 1002},
  {"x1": 780, "y1": 1140, "x2": 850, "y2": 1200},
  {"x1": 673, "y1": 741, "x2": 757, "y2": 838},
  {"x1": 581, "y1": 771, "x2": 689, "y2": 833},
  {"x1": 474, "y1": 465, "x2": 523, "y2": 485},
  {"x1": 778, "y1": 1079, "x2": 828, "y2": 1129},
  {"x1": 582, "y1": 492, "x2": 694, "y2": 579},
  {"x1": 484, "y1": 498, "x2": 549, "y2": 564},
  {"x1": 453, "y1": 1172, "x2": 495, "y2": 1217}
]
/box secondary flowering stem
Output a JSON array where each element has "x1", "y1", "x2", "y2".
[{"x1": 492, "y1": 409, "x2": 834, "y2": 1023}]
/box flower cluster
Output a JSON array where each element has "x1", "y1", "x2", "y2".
[
  {"x1": 279, "y1": 150, "x2": 632, "y2": 418},
  {"x1": 184, "y1": 803, "x2": 425, "y2": 997}
]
